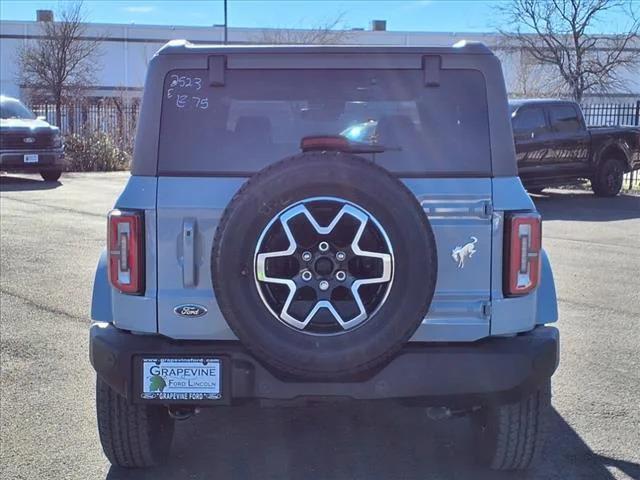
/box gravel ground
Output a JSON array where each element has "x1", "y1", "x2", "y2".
[{"x1": 1, "y1": 172, "x2": 638, "y2": 480}]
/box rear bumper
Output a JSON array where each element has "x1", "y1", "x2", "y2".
[
  {"x1": 90, "y1": 323, "x2": 559, "y2": 407},
  {"x1": 0, "y1": 149, "x2": 65, "y2": 171}
]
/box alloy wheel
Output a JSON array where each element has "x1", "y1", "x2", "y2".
[{"x1": 254, "y1": 197, "x2": 394, "y2": 335}]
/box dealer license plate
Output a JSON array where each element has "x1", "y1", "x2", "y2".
[
  {"x1": 24, "y1": 154, "x2": 39, "y2": 163},
  {"x1": 141, "y1": 358, "x2": 221, "y2": 401}
]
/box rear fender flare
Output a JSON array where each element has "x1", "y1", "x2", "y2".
[
  {"x1": 536, "y1": 249, "x2": 558, "y2": 325},
  {"x1": 596, "y1": 142, "x2": 632, "y2": 172},
  {"x1": 91, "y1": 249, "x2": 113, "y2": 322}
]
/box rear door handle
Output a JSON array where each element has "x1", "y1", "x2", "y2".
[{"x1": 182, "y1": 219, "x2": 196, "y2": 287}]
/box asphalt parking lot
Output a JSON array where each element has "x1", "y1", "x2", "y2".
[{"x1": 1, "y1": 172, "x2": 639, "y2": 480}]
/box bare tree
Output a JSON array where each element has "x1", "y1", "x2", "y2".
[
  {"x1": 16, "y1": 1, "x2": 103, "y2": 126},
  {"x1": 497, "y1": 0, "x2": 639, "y2": 102},
  {"x1": 498, "y1": 48, "x2": 562, "y2": 98},
  {"x1": 253, "y1": 14, "x2": 351, "y2": 44},
  {"x1": 512, "y1": 50, "x2": 554, "y2": 97}
]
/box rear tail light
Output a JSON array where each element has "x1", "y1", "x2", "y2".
[
  {"x1": 108, "y1": 209, "x2": 144, "y2": 294},
  {"x1": 504, "y1": 213, "x2": 541, "y2": 296}
]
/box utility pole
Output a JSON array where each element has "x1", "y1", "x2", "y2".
[{"x1": 223, "y1": 0, "x2": 228, "y2": 44}]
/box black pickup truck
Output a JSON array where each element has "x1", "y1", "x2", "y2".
[
  {"x1": 0, "y1": 95, "x2": 65, "y2": 182},
  {"x1": 509, "y1": 99, "x2": 640, "y2": 196}
]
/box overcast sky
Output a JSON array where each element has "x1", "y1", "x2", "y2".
[{"x1": 0, "y1": 0, "x2": 636, "y2": 33}]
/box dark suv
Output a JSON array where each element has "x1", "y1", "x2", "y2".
[{"x1": 0, "y1": 95, "x2": 65, "y2": 182}]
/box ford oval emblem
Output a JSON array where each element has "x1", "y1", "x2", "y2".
[
  {"x1": 174, "y1": 304, "x2": 208, "y2": 318},
  {"x1": 23, "y1": 137, "x2": 36, "y2": 144}
]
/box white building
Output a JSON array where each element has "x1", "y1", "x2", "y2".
[{"x1": 1, "y1": 16, "x2": 639, "y2": 103}]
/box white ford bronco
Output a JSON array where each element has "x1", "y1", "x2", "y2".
[{"x1": 90, "y1": 40, "x2": 559, "y2": 471}]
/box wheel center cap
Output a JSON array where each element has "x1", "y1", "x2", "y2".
[{"x1": 314, "y1": 257, "x2": 334, "y2": 276}]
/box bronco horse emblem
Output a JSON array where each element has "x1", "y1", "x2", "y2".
[{"x1": 451, "y1": 236, "x2": 478, "y2": 268}]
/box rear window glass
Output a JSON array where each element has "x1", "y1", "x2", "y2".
[
  {"x1": 512, "y1": 107, "x2": 547, "y2": 133},
  {"x1": 549, "y1": 105, "x2": 582, "y2": 133},
  {"x1": 158, "y1": 69, "x2": 491, "y2": 175}
]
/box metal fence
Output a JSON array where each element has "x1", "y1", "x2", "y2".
[
  {"x1": 29, "y1": 102, "x2": 140, "y2": 140},
  {"x1": 581, "y1": 101, "x2": 640, "y2": 127}
]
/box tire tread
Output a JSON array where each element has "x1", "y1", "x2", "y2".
[
  {"x1": 96, "y1": 377, "x2": 173, "y2": 468},
  {"x1": 477, "y1": 382, "x2": 550, "y2": 470},
  {"x1": 40, "y1": 169, "x2": 62, "y2": 182},
  {"x1": 591, "y1": 157, "x2": 624, "y2": 197}
]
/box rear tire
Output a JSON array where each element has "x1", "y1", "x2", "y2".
[
  {"x1": 591, "y1": 158, "x2": 624, "y2": 197},
  {"x1": 96, "y1": 377, "x2": 175, "y2": 468},
  {"x1": 472, "y1": 381, "x2": 551, "y2": 470},
  {"x1": 41, "y1": 169, "x2": 62, "y2": 182}
]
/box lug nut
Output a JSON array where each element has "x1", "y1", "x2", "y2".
[
  {"x1": 302, "y1": 251, "x2": 312, "y2": 262},
  {"x1": 335, "y1": 271, "x2": 346, "y2": 281},
  {"x1": 319, "y1": 280, "x2": 330, "y2": 291},
  {"x1": 336, "y1": 251, "x2": 346, "y2": 261},
  {"x1": 318, "y1": 241, "x2": 330, "y2": 252},
  {"x1": 301, "y1": 270, "x2": 312, "y2": 281}
]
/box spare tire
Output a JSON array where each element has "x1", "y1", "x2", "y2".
[{"x1": 212, "y1": 152, "x2": 437, "y2": 379}]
